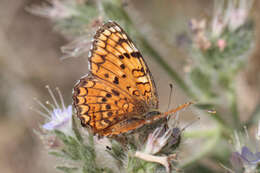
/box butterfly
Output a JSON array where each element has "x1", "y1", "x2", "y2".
[{"x1": 72, "y1": 21, "x2": 192, "y2": 136}]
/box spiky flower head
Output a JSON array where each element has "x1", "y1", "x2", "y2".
[{"x1": 33, "y1": 85, "x2": 73, "y2": 137}]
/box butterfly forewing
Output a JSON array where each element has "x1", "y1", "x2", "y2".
[{"x1": 89, "y1": 22, "x2": 158, "y2": 108}]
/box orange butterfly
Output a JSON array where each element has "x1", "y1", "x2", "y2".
[{"x1": 73, "y1": 21, "x2": 192, "y2": 136}]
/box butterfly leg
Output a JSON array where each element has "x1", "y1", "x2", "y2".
[{"x1": 101, "y1": 118, "x2": 146, "y2": 136}]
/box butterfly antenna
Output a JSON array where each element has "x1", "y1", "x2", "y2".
[{"x1": 166, "y1": 83, "x2": 174, "y2": 112}]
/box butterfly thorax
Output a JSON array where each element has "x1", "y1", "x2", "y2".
[{"x1": 132, "y1": 99, "x2": 149, "y2": 116}]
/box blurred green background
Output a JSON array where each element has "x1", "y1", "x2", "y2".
[{"x1": 0, "y1": 0, "x2": 260, "y2": 172}]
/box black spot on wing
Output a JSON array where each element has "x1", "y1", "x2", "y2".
[
  {"x1": 111, "y1": 89, "x2": 120, "y2": 96},
  {"x1": 131, "y1": 52, "x2": 141, "y2": 58},
  {"x1": 123, "y1": 53, "x2": 130, "y2": 58}
]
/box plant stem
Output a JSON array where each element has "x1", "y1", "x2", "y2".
[
  {"x1": 244, "y1": 101, "x2": 260, "y2": 127},
  {"x1": 230, "y1": 87, "x2": 240, "y2": 128}
]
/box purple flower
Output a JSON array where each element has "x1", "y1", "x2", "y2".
[
  {"x1": 229, "y1": 129, "x2": 260, "y2": 172},
  {"x1": 230, "y1": 146, "x2": 260, "y2": 173},
  {"x1": 238, "y1": 146, "x2": 260, "y2": 165},
  {"x1": 42, "y1": 105, "x2": 72, "y2": 131},
  {"x1": 33, "y1": 86, "x2": 73, "y2": 136}
]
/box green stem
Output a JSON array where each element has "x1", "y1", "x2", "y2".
[
  {"x1": 229, "y1": 87, "x2": 240, "y2": 128},
  {"x1": 244, "y1": 101, "x2": 260, "y2": 127}
]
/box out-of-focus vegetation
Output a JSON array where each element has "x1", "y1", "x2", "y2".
[{"x1": 1, "y1": 0, "x2": 260, "y2": 173}]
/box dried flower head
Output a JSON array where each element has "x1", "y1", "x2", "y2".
[
  {"x1": 25, "y1": 0, "x2": 79, "y2": 20},
  {"x1": 144, "y1": 126, "x2": 172, "y2": 155},
  {"x1": 61, "y1": 35, "x2": 93, "y2": 59},
  {"x1": 60, "y1": 17, "x2": 103, "y2": 60},
  {"x1": 211, "y1": 0, "x2": 229, "y2": 38},
  {"x1": 211, "y1": 0, "x2": 254, "y2": 38},
  {"x1": 190, "y1": 19, "x2": 211, "y2": 50},
  {"x1": 227, "y1": 0, "x2": 254, "y2": 31}
]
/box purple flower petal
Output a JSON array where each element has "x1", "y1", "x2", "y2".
[
  {"x1": 42, "y1": 105, "x2": 72, "y2": 132},
  {"x1": 241, "y1": 147, "x2": 255, "y2": 159},
  {"x1": 42, "y1": 121, "x2": 55, "y2": 130},
  {"x1": 240, "y1": 146, "x2": 260, "y2": 165},
  {"x1": 52, "y1": 116, "x2": 71, "y2": 129}
]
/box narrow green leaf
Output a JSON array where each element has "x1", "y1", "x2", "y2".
[
  {"x1": 56, "y1": 166, "x2": 78, "y2": 173},
  {"x1": 49, "y1": 151, "x2": 66, "y2": 158}
]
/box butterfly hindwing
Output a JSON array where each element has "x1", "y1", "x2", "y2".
[{"x1": 73, "y1": 74, "x2": 142, "y2": 134}]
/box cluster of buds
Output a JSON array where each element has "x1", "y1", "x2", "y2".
[
  {"x1": 190, "y1": 19, "x2": 211, "y2": 51},
  {"x1": 190, "y1": 0, "x2": 254, "y2": 53},
  {"x1": 185, "y1": 0, "x2": 255, "y2": 106}
]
